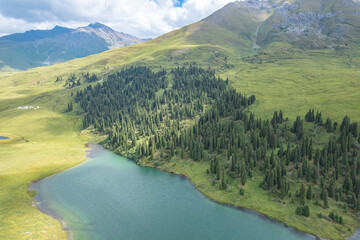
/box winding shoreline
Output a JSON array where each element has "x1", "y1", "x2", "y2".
[
  {"x1": 139, "y1": 162, "x2": 321, "y2": 240},
  {"x1": 28, "y1": 144, "x2": 96, "y2": 240},
  {"x1": 29, "y1": 143, "x2": 358, "y2": 240},
  {"x1": 29, "y1": 177, "x2": 74, "y2": 240}
]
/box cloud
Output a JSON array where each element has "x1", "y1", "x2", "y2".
[{"x1": 0, "y1": 0, "x2": 236, "y2": 38}]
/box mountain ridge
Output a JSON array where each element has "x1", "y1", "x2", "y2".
[
  {"x1": 1, "y1": 0, "x2": 358, "y2": 120},
  {"x1": 0, "y1": 23, "x2": 147, "y2": 71}
]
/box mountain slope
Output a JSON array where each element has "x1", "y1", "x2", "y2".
[
  {"x1": 257, "y1": 0, "x2": 360, "y2": 49},
  {"x1": 0, "y1": 23, "x2": 146, "y2": 71},
  {"x1": 2, "y1": 0, "x2": 359, "y2": 120}
]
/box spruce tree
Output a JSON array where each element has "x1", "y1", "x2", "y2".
[
  {"x1": 306, "y1": 184, "x2": 313, "y2": 200},
  {"x1": 221, "y1": 170, "x2": 227, "y2": 190},
  {"x1": 240, "y1": 161, "x2": 247, "y2": 185},
  {"x1": 324, "y1": 190, "x2": 329, "y2": 208},
  {"x1": 300, "y1": 183, "x2": 306, "y2": 205}
]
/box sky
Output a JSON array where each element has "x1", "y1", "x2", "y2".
[{"x1": 0, "y1": 0, "x2": 236, "y2": 38}]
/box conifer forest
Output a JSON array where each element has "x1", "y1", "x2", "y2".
[{"x1": 73, "y1": 66, "x2": 360, "y2": 220}]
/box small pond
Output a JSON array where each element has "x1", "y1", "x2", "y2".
[{"x1": 0, "y1": 136, "x2": 9, "y2": 140}]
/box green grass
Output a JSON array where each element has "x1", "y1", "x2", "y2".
[
  {"x1": 1, "y1": 39, "x2": 360, "y2": 240},
  {"x1": 221, "y1": 48, "x2": 360, "y2": 122},
  {"x1": 0, "y1": 79, "x2": 100, "y2": 239},
  {"x1": 1, "y1": 27, "x2": 359, "y2": 123},
  {"x1": 1, "y1": 2, "x2": 360, "y2": 239},
  {"x1": 144, "y1": 155, "x2": 359, "y2": 240}
]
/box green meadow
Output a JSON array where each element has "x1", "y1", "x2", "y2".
[
  {"x1": 1, "y1": 8, "x2": 360, "y2": 239},
  {"x1": 0, "y1": 78, "x2": 99, "y2": 239}
]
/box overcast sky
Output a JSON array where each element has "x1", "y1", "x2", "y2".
[{"x1": 0, "y1": 0, "x2": 236, "y2": 38}]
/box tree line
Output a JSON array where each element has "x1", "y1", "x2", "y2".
[{"x1": 71, "y1": 66, "x2": 360, "y2": 221}]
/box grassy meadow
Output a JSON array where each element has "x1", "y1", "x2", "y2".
[
  {"x1": 226, "y1": 48, "x2": 360, "y2": 121},
  {"x1": 0, "y1": 76, "x2": 101, "y2": 239},
  {"x1": 0, "y1": 13, "x2": 360, "y2": 239}
]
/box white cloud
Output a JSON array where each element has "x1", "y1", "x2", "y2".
[{"x1": 0, "y1": 0, "x2": 236, "y2": 38}]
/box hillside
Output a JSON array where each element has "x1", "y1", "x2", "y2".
[
  {"x1": 75, "y1": 65, "x2": 360, "y2": 240},
  {"x1": 1, "y1": 0, "x2": 360, "y2": 121},
  {"x1": 0, "y1": 23, "x2": 146, "y2": 72},
  {"x1": 1, "y1": 0, "x2": 360, "y2": 239}
]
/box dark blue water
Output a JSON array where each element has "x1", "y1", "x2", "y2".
[
  {"x1": 0, "y1": 136, "x2": 9, "y2": 139},
  {"x1": 31, "y1": 144, "x2": 315, "y2": 240}
]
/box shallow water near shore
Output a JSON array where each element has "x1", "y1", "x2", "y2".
[{"x1": 31, "y1": 144, "x2": 317, "y2": 240}]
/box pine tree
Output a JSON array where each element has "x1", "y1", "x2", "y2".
[
  {"x1": 343, "y1": 174, "x2": 352, "y2": 192},
  {"x1": 300, "y1": 183, "x2": 306, "y2": 205},
  {"x1": 67, "y1": 101, "x2": 73, "y2": 112},
  {"x1": 221, "y1": 170, "x2": 227, "y2": 189},
  {"x1": 308, "y1": 139, "x2": 313, "y2": 160},
  {"x1": 216, "y1": 164, "x2": 221, "y2": 180},
  {"x1": 240, "y1": 161, "x2": 247, "y2": 185},
  {"x1": 306, "y1": 184, "x2": 313, "y2": 200},
  {"x1": 324, "y1": 190, "x2": 329, "y2": 208},
  {"x1": 329, "y1": 180, "x2": 335, "y2": 198}
]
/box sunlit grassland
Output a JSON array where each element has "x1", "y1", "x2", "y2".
[
  {"x1": 0, "y1": 79, "x2": 100, "y2": 239},
  {"x1": 1, "y1": 22, "x2": 359, "y2": 122},
  {"x1": 0, "y1": 17, "x2": 360, "y2": 239},
  {"x1": 145, "y1": 153, "x2": 359, "y2": 240},
  {"x1": 223, "y1": 49, "x2": 360, "y2": 122}
]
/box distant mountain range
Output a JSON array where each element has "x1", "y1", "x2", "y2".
[{"x1": 0, "y1": 22, "x2": 147, "y2": 71}]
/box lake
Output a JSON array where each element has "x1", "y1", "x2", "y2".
[
  {"x1": 0, "y1": 136, "x2": 9, "y2": 140},
  {"x1": 31, "y1": 144, "x2": 315, "y2": 240}
]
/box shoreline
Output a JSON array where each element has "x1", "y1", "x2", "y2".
[
  {"x1": 28, "y1": 196, "x2": 74, "y2": 240},
  {"x1": 139, "y1": 162, "x2": 322, "y2": 240},
  {"x1": 29, "y1": 179, "x2": 73, "y2": 240},
  {"x1": 29, "y1": 143, "x2": 358, "y2": 240},
  {"x1": 28, "y1": 143, "x2": 96, "y2": 240},
  {"x1": 113, "y1": 146, "x2": 327, "y2": 239}
]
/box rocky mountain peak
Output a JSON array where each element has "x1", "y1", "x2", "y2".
[
  {"x1": 88, "y1": 22, "x2": 108, "y2": 29},
  {"x1": 0, "y1": 23, "x2": 147, "y2": 71}
]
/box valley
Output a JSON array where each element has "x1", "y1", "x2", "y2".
[{"x1": 1, "y1": 0, "x2": 360, "y2": 239}]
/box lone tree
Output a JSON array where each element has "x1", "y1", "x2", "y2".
[
  {"x1": 299, "y1": 183, "x2": 306, "y2": 205},
  {"x1": 67, "y1": 101, "x2": 73, "y2": 112}
]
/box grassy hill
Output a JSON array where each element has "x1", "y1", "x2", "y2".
[
  {"x1": 1, "y1": 0, "x2": 359, "y2": 120},
  {"x1": 1, "y1": 0, "x2": 360, "y2": 239}
]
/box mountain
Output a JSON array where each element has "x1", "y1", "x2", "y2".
[
  {"x1": 192, "y1": 0, "x2": 360, "y2": 49},
  {"x1": 169, "y1": 0, "x2": 360, "y2": 55},
  {"x1": 0, "y1": 23, "x2": 146, "y2": 71},
  {"x1": 2, "y1": 0, "x2": 360, "y2": 119},
  {"x1": 256, "y1": 0, "x2": 360, "y2": 49}
]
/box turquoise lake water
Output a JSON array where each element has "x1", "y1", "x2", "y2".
[{"x1": 31, "y1": 144, "x2": 316, "y2": 240}]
